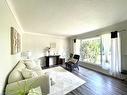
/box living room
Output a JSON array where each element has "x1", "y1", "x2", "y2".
[{"x1": 1, "y1": 0, "x2": 127, "y2": 95}]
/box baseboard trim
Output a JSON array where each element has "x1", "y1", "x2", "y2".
[{"x1": 79, "y1": 64, "x2": 126, "y2": 81}]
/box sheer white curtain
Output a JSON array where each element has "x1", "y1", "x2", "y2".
[
  {"x1": 110, "y1": 32, "x2": 121, "y2": 77},
  {"x1": 73, "y1": 39, "x2": 80, "y2": 55},
  {"x1": 101, "y1": 34, "x2": 111, "y2": 70}
]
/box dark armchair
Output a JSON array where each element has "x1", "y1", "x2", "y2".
[{"x1": 65, "y1": 54, "x2": 80, "y2": 71}]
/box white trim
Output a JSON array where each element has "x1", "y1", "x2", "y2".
[
  {"x1": 79, "y1": 61, "x2": 110, "y2": 75},
  {"x1": 82, "y1": 61, "x2": 101, "y2": 66},
  {"x1": 6, "y1": 0, "x2": 24, "y2": 33},
  {"x1": 24, "y1": 32, "x2": 68, "y2": 39}
]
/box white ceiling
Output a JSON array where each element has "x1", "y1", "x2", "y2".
[{"x1": 8, "y1": 0, "x2": 127, "y2": 37}]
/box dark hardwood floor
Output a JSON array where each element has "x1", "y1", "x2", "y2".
[{"x1": 65, "y1": 66, "x2": 127, "y2": 95}]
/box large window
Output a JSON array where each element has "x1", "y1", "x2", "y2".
[
  {"x1": 75, "y1": 33, "x2": 111, "y2": 68},
  {"x1": 80, "y1": 37, "x2": 101, "y2": 65}
]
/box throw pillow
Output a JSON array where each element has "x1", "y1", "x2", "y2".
[
  {"x1": 24, "y1": 60, "x2": 36, "y2": 69},
  {"x1": 15, "y1": 61, "x2": 26, "y2": 71},
  {"x1": 8, "y1": 70, "x2": 23, "y2": 83},
  {"x1": 21, "y1": 68, "x2": 38, "y2": 79}
]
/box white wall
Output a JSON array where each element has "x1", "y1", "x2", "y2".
[
  {"x1": 69, "y1": 20, "x2": 127, "y2": 73},
  {"x1": 22, "y1": 32, "x2": 69, "y2": 65},
  {"x1": 0, "y1": 0, "x2": 22, "y2": 94}
]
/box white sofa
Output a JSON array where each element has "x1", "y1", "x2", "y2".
[
  {"x1": 5, "y1": 60, "x2": 86, "y2": 95},
  {"x1": 5, "y1": 60, "x2": 51, "y2": 95}
]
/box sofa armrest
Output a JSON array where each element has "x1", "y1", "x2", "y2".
[{"x1": 5, "y1": 75, "x2": 50, "y2": 95}]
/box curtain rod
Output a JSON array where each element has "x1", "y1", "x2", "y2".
[
  {"x1": 95, "y1": 29, "x2": 127, "y2": 37},
  {"x1": 76, "y1": 29, "x2": 126, "y2": 39},
  {"x1": 117, "y1": 29, "x2": 126, "y2": 32}
]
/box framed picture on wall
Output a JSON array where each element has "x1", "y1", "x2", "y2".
[{"x1": 10, "y1": 27, "x2": 21, "y2": 55}]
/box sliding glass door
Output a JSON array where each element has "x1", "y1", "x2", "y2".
[
  {"x1": 80, "y1": 37, "x2": 101, "y2": 65},
  {"x1": 76, "y1": 33, "x2": 111, "y2": 69}
]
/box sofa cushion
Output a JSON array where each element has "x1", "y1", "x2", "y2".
[
  {"x1": 8, "y1": 70, "x2": 23, "y2": 83},
  {"x1": 21, "y1": 68, "x2": 38, "y2": 79},
  {"x1": 24, "y1": 60, "x2": 36, "y2": 69},
  {"x1": 15, "y1": 61, "x2": 26, "y2": 71},
  {"x1": 8, "y1": 61, "x2": 26, "y2": 84}
]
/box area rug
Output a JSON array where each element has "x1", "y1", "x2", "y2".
[{"x1": 30, "y1": 66, "x2": 86, "y2": 95}]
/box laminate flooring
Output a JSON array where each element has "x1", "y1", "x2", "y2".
[{"x1": 65, "y1": 66, "x2": 127, "y2": 95}]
